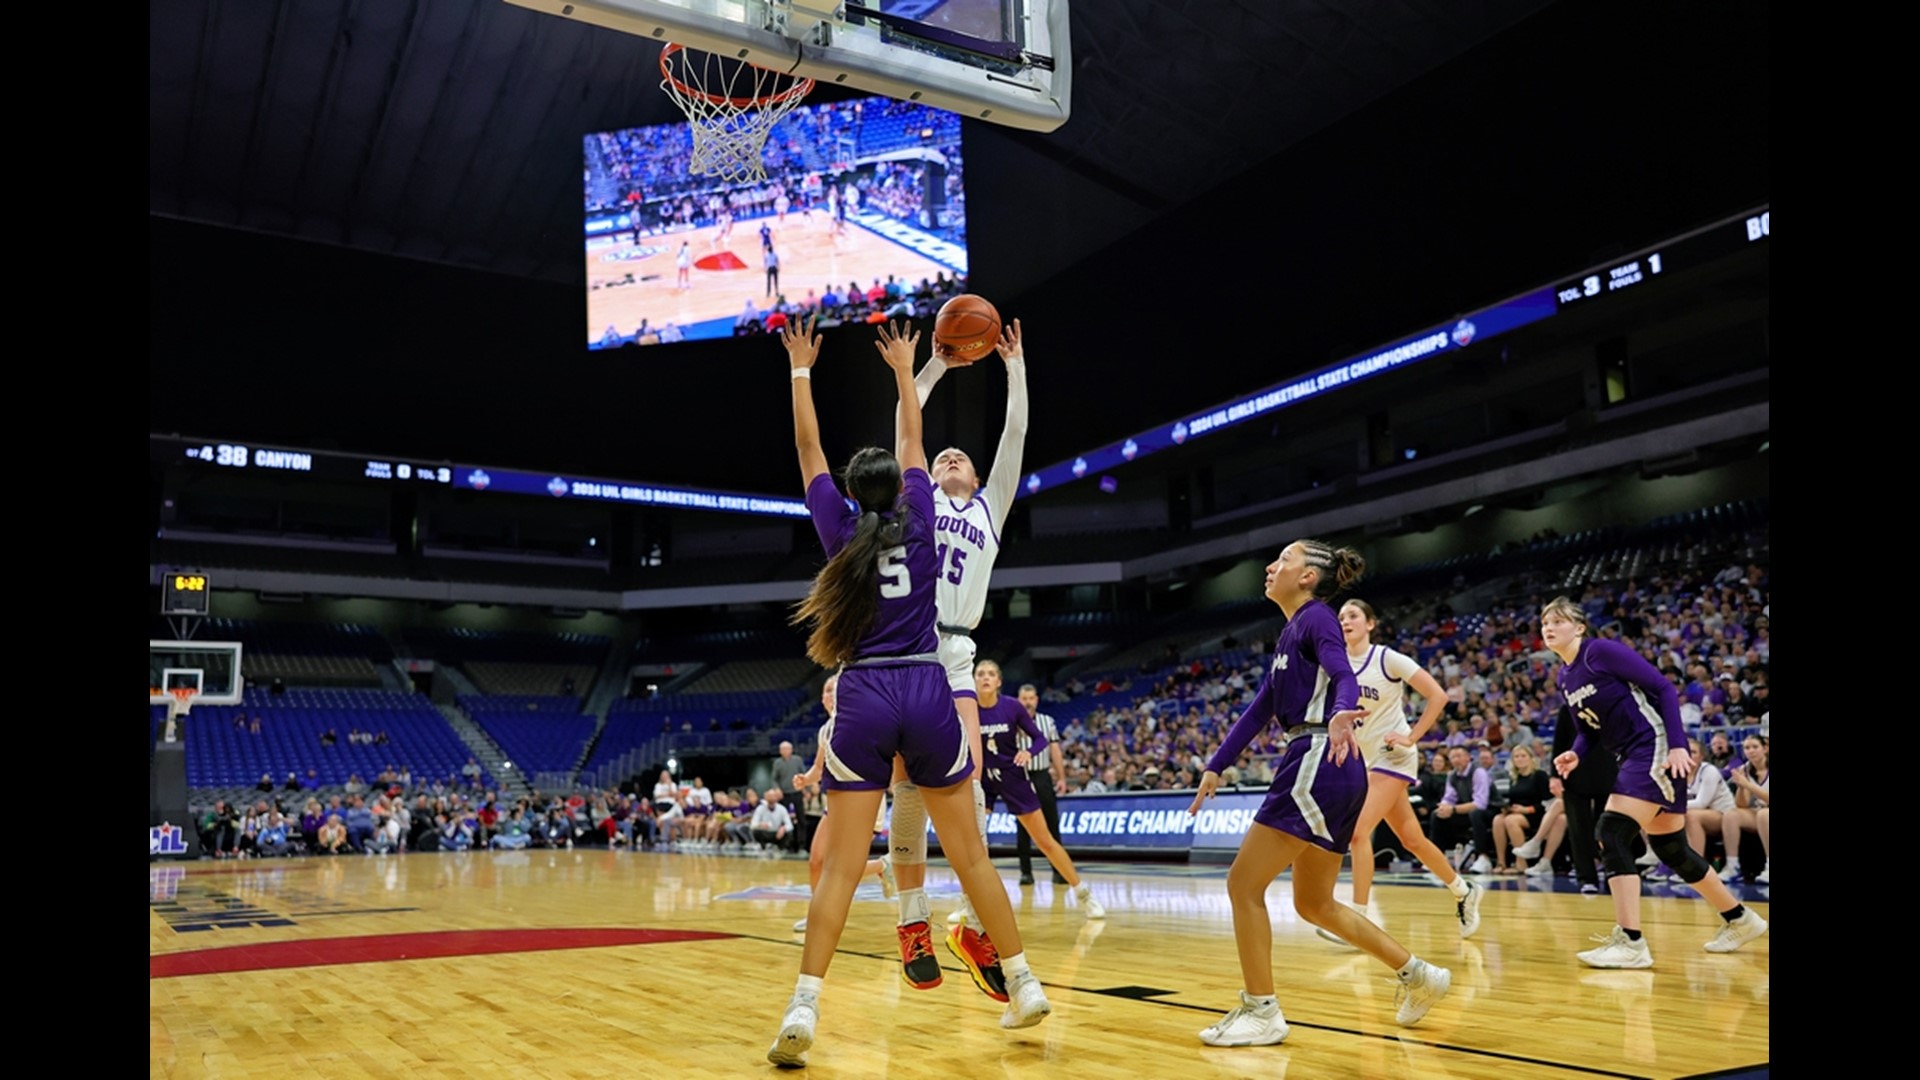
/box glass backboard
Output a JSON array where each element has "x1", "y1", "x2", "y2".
[{"x1": 505, "y1": 0, "x2": 1071, "y2": 131}]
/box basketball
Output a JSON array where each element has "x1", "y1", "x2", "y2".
[{"x1": 934, "y1": 294, "x2": 1001, "y2": 362}]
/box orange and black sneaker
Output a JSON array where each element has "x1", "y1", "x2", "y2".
[
  {"x1": 945, "y1": 924, "x2": 1010, "y2": 1002},
  {"x1": 897, "y1": 920, "x2": 943, "y2": 990}
]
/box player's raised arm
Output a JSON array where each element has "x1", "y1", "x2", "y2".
[
  {"x1": 876, "y1": 321, "x2": 927, "y2": 475},
  {"x1": 982, "y1": 318, "x2": 1029, "y2": 535},
  {"x1": 785, "y1": 315, "x2": 829, "y2": 489}
]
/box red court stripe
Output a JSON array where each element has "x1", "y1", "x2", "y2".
[{"x1": 150, "y1": 928, "x2": 736, "y2": 979}]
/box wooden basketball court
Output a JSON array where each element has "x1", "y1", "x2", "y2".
[
  {"x1": 587, "y1": 211, "x2": 957, "y2": 340},
  {"x1": 149, "y1": 851, "x2": 1769, "y2": 1078}
]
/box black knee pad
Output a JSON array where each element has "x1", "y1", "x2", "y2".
[
  {"x1": 1650, "y1": 831, "x2": 1711, "y2": 883},
  {"x1": 1596, "y1": 811, "x2": 1642, "y2": 877}
]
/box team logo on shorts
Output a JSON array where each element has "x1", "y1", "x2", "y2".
[
  {"x1": 1452, "y1": 319, "x2": 1477, "y2": 347},
  {"x1": 466, "y1": 469, "x2": 491, "y2": 490},
  {"x1": 1122, "y1": 438, "x2": 1139, "y2": 461},
  {"x1": 547, "y1": 477, "x2": 570, "y2": 497},
  {"x1": 1171, "y1": 421, "x2": 1189, "y2": 445}
]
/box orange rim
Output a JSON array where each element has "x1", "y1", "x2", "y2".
[{"x1": 659, "y1": 43, "x2": 816, "y2": 110}]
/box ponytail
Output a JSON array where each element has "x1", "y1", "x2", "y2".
[
  {"x1": 790, "y1": 448, "x2": 908, "y2": 667},
  {"x1": 1299, "y1": 539, "x2": 1365, "y2": 600}
]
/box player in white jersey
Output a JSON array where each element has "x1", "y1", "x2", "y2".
[
  {"x1": 1315, "y1": 599, "x2": 1485, "y2": 945},
  {"x1": 883, "y1": 318, "x2": 1029, "y2": 999}
]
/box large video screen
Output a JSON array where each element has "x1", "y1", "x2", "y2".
[{"x1": 584, "y1": 95, "x2": 971, "y2": 349}]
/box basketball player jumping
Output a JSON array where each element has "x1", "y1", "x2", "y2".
[
  {"x1": 885, "y1": 318, "x2": 1030, "y2": 1003},
  {"x1": 768, "y1": 316, "x2": 1048, "y2": 1067},
  {"x1": 1314, "y1": 599, "x2": 1485, "y2": 947}
]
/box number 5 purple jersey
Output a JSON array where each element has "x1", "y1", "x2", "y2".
[{"x1": 806, "y1": 466, "x2": 941, "y2": 660}]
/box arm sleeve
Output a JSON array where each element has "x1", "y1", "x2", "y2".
[
  {"x1": 912, "y1": 354, "x2": 949, "y2": 407},
  {"x1": 1592, "y1": 638, "x2": 1688, "y2": 749},
  {"x1": 1206, "y1": 671, "x2": 1274, "y2": 775},
  {"x1": 982, "y1": 357, "x2": 1029, "y2": 535}
]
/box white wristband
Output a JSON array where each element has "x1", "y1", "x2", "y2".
[{"x1": 791, "y1": 368, "x2": 811, "y2": 380}]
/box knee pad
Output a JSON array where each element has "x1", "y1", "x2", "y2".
[
  {"x1": 890, "y1": 782, "x2": 927, "y2": 865},
  {"x1": 1595, "y1": 811, "x2": 1641, "y2": 877},
  {"x1": 1650, "y1": 830, "x2": 1711, "y2": 883}
]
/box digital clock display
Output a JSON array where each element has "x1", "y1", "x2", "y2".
[{"x1": 161, "y1": 571, "x2": 212, "y2": 616}]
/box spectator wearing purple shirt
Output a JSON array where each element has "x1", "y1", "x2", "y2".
[
  {"x1": 1428, "y1": 745, "x2": 1491, "y2": 871},
  {"x1": 768, "y1": 317, "x2": 1049, "y2": 1068}
]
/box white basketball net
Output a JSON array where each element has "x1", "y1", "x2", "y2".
[{"x1": 660, "y1": 44, "x2": 817, "y2": 184}]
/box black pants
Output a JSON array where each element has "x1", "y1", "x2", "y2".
[
  {"x1": 1426, "y1": 811, "x2": 1474, "y2": 861},
  {"x1": 1562, "y1": 790, "x2": 1609, "y2": 886},
  {"x1": 782, "y1": 790, "x2": 808, "y2": 851},
  {"x1": 1015, "y1": 770, "x2": 1061, "y2": 878}
]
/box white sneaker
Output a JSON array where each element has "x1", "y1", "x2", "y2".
[
  {"x1": 1704, "y1": 909, "x2": 1768, "y2": 953},
  {"x1": 1455, "y1": 879, "x2": 1483, "y2": 938},
  {"x1": 766, "y1": 994, "x2": 818, "y2": 1067},
  {"x1": 1198, "y1": 991, "x2": 1290, "y2": 1046},
  {"x1": 1524, "y1": 862, "x2": 1553, "y2": 877},
  {"x1": 1393, "y1": 960, "x2": 1452, "y2": 1025},
  {"x1": 1635, "y1": 848, "x2": 1660, "y2": 868},
  {"x1": 1721, "y1": 859, "x2": 1743, "y2": 883},
  {"x1": 947, "y1": 894, "x2": 973, "y2": 928},
  {"x1": 1074, "y1": 882, "x2": 1106, "y2": 920},
  {"x1": 1578, "y1": 926, "x2": 1653, "y2": 969},
  {"x1": 1512, "y1": 835, "x2": 1544, "y2": 861},
  {"x1": 1754, "y1": 866, "x2": 1769, "y2": 885},
  {"x1": 792, "y1": 917, "x2": 808, "y2": 933},
  {"x1": 1000, "y1": 971, "x2": 1052, "y2": 1029},
  {"x1": 1469, "y1": 854, "x2": 1494, "y2": 875},
  {"x1": 878, "y1": 854, "x2": 898, "y2": 899}
]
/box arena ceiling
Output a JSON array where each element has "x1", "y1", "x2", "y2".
[{"x1": 149, "y1": 0, "x2": 1560, "y2": 296}]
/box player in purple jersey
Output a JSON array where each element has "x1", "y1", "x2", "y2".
[
  {"x1": 971, "y1": 659, "x2": 1104, "y2": 921},
  {"x1": 767, "y1": 316, "x2": 1049, "y2": 1068},
  {"x1": 1188, "y1": 541, "x2": 1452, "y2": 1047},
  {"x1": 1540, "y1": 596, "x2": 1768, "y2": 969}
]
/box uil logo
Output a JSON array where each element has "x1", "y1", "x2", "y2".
[
  {"x1": 467, "y1": 469, "x2": 491, "y2": 490},
  {"x1": 1122, "y1": 438, "x2": 1139, "y2": 461},
  {"x1": 1171, "y1": 421, "x2": 1189, "y2": 445},
  {"x1": 1451, "y1": 319, "x2": 1477, "y2": 347},
  {"x1": 1026, "y1": 474, "x2": 1042, "y2": 493},
  {"x1": 1071, "y1": 457, "x2": 1088, "y2": 478},
  {"x1": 547, "y1": 477, "x2": 570, "y2": 497}
]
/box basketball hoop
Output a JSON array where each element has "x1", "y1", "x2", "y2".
[
  {"x1": 659, "y1": 43, "x2": 816, "y2": 184},
  {"x1": 168, "y1": 686, "x2": 197, "y2": 718}
]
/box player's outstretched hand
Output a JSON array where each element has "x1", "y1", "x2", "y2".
[
  {"x1": 874, "y1": 319, "x2": 921, "y2": 374},
  {"x1": 1187, "y1": 770, "x2": 1222, "y2": 816},
  {"x1": 995, "y1": 318, "x2": 1024, "y2": 363},
  {"x1": 1326, "y1": 708, "x2": 1365, "y2": 766},
  {"x1": 783, "y1": 314, "x2": 821, "y2": 371},
  {"x1": 1665, "y1": 747, "x2": 1696, "y2": 780}
]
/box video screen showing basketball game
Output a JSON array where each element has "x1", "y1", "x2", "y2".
[{"x1": 584, "y1": 95, "x2": 971, "y2": 349}]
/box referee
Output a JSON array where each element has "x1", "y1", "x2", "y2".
[{"x1": 1014, "y1": 683, "x2": 1068, "y2": 885}]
